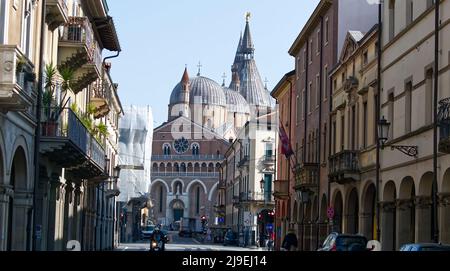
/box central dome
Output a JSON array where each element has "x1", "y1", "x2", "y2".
[{"x1": 170, "y1": 76, "x2": 226, "y2": 107}]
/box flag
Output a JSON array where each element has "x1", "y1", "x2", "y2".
[{"x1": 279, "y1": 124, "x2": 294, "y2": 158}]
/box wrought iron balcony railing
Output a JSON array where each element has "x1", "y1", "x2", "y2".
[
  {"x1": 294, "y1": 162, "x2": 319, "y2": 191},
  {"x1": 329, "y1": 150, "x2": 360, "y2": 184},
  {"x1": 40, "y1": 107, "x2": 107, "y2": 179}
]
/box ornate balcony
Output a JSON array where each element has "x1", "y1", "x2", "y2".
[
  {"x1": 151, "y1": 154, "x2": 224, "y2": 161},
  {"x1": 58, "y1": 17, "x2": 102, "y2": 94},
  {"x1": 0, "y1": 46, "x2": 35, "y2": 112},
  {"x1": 293, "y1": 163, "x2": 319, "y2": 192},
  {"x1": 344, "y1": 76, "x2": 359, "y2": 93},
  {"x1": 91, "y1": 80, "x2": 113, "y2": 119},
  {"x1": 438, "y1": 98, "x2": 450, "y2": 153},
  {"x1": 263, "y1": 154, "x2": 275, "y2": 165},
  {"x1": 46, "y1": 0, "x2": 69, "y2": 30},
  {"x1": 238, "y1": 155, "x2": 249, "y2": 168},
  {"x1": 39, "y1": 108, "x2": 107, "y2": 181},
  {"x1": 274, "y1": 179, "x2": 290, "y2": 200},
  {"x1": 329, "y1": 150, "x2": 360, "y2": 184}
]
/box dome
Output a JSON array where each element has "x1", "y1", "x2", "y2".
[
  {"x1": 170, "y1": 76, "x2": 226, "y2": 106},
  {"x1": 224, "y1": 88, "x2": 250, "y2": 114}
]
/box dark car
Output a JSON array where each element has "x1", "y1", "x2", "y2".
[
  {"x1": 223, "y1": 230, "x2": 238, "y2": 246},
  {"x1": 318, "y1": 232, "x2": 369, "y2": 251},
  {"x1": 400, "y1": 243, "x2": 450, "y2": 251}
]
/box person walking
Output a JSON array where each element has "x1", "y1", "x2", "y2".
[{"x1": 281, "y1": 229, "x2": 298, "y2": 251}]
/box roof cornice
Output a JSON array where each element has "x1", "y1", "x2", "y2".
[{"x1": 288, "y1": 0, "x2": 332, "y2": 56}]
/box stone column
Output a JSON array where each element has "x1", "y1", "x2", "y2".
[
  {"x1": 11, "y1": 190, "x2": 33, "y2": 251},
  {"x1": 46, "y1": 174, "x2": 60, "y2": 251},
  {"x1": 380, "y1": 201, "x2": 396, "y2": 251},
  {"x1": 55, "y1": 182, "x2": 66, "y2": 251},
  {"x1": 62, "y1": 182, "x2": 74, "y2": 248},
  {"x1": 72, "y1": 183, "x2": 82, "y2": 243},
  {"x1": 396, "y1": 199, "x2": 414, "y2": 250},
  {"x1": 414, "y1": 196, "x2": 432, "y2": 243},
  {"x1": 34, "y1": 174, "x2": 49, "y2": 251},
  {"x1": 438, "y1": 193, "x2": 450, "y2": 243},
  {"x1": 0, "y1": 185, "x2": 13, "y2": 251}
]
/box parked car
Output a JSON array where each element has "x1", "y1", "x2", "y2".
[
  {"x1": 318, "y1": 232, "x2": 370, "y2": 251},
  {"x1": 400, "y1": 243, "x2": 450, "y2": 251},
  {"x1": 141, "y1": 225, "x2": 155, "y2": 240},
  {"x1": 223, "y1": 230, "x2": 238, "y2": 246}
]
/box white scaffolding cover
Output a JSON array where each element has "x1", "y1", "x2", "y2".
[{"x1": 117, "y1": 105, "x2": 153, "y2": 203}]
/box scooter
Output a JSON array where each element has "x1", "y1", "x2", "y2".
[{"x1": 150, "y1": 240, "x2": 164, "y2": 251}]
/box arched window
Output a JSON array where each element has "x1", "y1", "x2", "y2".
[
  {"x1": 163, "y1": 143, "x2": 171, "y2": 155},
  {"x1": 22, "y1": 0, "x2": 33, "y2": 58},
  {"x1": 181, "y1": 163, "x2": 186, "y2": 172},
  {"x1": 194, "y1": 163, "x2": 200, "y2": 172},
  {"x1": 159, "y1": 163, "x2": 165, "y2": 172},
  {"x1": 152, "y1": 163, "x2": 158, "y2": 172},
  {"x1": 174, "y1": 163, "x2": 180, "y2": 172},
  {"x1": 208, "y1": 163, "x2": 214, "y2": 173},
  {"x1": 192, "y1": 143, "x2": 200, "y2": 155}
]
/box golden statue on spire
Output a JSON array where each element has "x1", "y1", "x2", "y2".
[{"x1": 245, "y1": 12, "x2": 251, "y2": 22}]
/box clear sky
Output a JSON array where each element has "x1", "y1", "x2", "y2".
[{"x1": 107, "y1": 0, "x2": 320, "y2": 126}]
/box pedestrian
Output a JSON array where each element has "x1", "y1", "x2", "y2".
[{"x1": 281, "y1": 229, "x2": 298, "y2": 251}]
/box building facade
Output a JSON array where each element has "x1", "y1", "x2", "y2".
[
  {"x1": 329, "y1": 26, "x2": 379, "y2": 241},
  {"x1": 0, "y1": 0, "x2": 123, "y2": 251},
  {"x1": 379, "y1": 0, "x2": 450, "y2": 250},
  {"x1": 221, "y1": 115, "x2": 277, "y2": 247},
  {"x1": 0, "y1": 0, "x2": 42, "y2": 251},
  {"x1": 271, "y1": 0, "x2": 378, "y2": 251},
  {"x1": 270, "y1": 70, "x2": 296, "y2": 250}
]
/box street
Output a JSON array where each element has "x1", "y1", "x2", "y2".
[{"x1": 116, "y1": 232, "x2": 265, "y2": 252}]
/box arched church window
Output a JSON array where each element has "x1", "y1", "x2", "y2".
[
  {"x1": 174, "y1": 163, "x2": 180, "y2": 172},
  {"x1": 181, "y1": 163, "x2": 186, "y2": 172},
  {"x1": 192, "y1": 143, "x2": 200, "y2": 156},
  {"x1": 163, "y1": 143, "x2": 171, "y2": 155}
]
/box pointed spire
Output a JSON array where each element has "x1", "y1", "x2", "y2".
[
  {"x1": 197, "y1": 61, "x2": 202, "y2": 76},
  {"x1": 182, "y1": 66, "x2": 189, "y2": 83},
  {"x1": 242, "y1": 13, "x2": 255, "y2": 55},
  {"x1": 222, "y1": 72, "x2": 227, "y2": 87}
]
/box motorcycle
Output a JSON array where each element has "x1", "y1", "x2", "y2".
[{"x1": 150, "y1": 239, "x2": 164, "y2": 251}]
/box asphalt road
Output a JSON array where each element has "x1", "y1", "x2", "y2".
[{"x1": 116, "y1": 232, "x2": 265, "y2": 252}]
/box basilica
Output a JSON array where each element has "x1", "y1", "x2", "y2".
[{"x1": 150, "y1": 17, "x2": 274, "y2": 228}]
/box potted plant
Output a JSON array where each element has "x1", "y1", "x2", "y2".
[
  {"x1": 16, "y1": 55, "x2": 27, "y2": 88},
  {"x1": 41, "y1": 63, "x2": 59, "y2": 136}
]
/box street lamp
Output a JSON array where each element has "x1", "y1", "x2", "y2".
[
  {"x1": 378, "y1": 116, "x2": 419, "y2": 157},
  {"x1": 113, "y1": 166, "x2": 121, "y2": 180}
]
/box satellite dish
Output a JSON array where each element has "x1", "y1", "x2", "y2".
[
  {"x1": 367, "y1": 240, "x2": 382, "y2": 251},
  {"x1": 67, "y1": 240, "x2": 81, "y2": 251}
]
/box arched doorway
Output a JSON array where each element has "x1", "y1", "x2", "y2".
[
  {"x1": 381, "y1": 181, "x2": 396, "y2": 251},
  {"x1": 362, "y1": 183, "x2": 376, "y2": 240},
  {"x1": 333, "y1": 191, "x2": 343, "y2": 233},
  {"x1": 346, "y1": 188, "x2": 359, "y2": 234},
  {"x1": 398, "y1": 176, "x2": 416, "y2": 249},
  {"x1": 257, "y1": 209, "x2": 275, "y2": 247},
  {"x1": 417, "y1": 172, "x2": 433, "y2": 243},
  {"x1": 311, "y1": 196, "x2": 319, "y2": 250},
  {"x1": 303, "y1": 200, "x2": 312, "y2": 251},
  {"x1": 8, "y1": 147, "x2": 28, "y2": 251},
  {"x1": 150, "y1": 181, "x2": 168, "y2": 220},
  {"x1": 441, "y1": 169, "x2": 450, "y2": 243},
  {"x1": 171, "y1": 200, "x2": 185, "y2": 223}
]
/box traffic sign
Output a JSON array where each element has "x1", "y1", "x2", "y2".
[{"x1": 327, "y1": 207, "x2": 335, "y2": 220}]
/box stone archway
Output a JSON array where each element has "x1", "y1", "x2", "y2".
[
  {"x1": 362, "y1": 183, "x2": 376, "y2": 240},
  {"x1": 417, "y1": 172, "x2": 433, "y2": 243},
  {"x1": 381, "y1": 181, "x2": 396, "y2": 251},
  {"x1": 441, "y1": 169, "x2": 450, "y2": 243},
  {"x1": 397, "y1": 176, "x2": 416, "y2": 249},
  {"x1": 170, "y1": 200, "x2": 185, "y2": 223},
  {"x1": 150, "y1": 181, "x2": 168, "y2": 218},
  {"x1": 346, "y1": 188, "x2": 359, "y2": 234},
  {"x1": 8, "y1": 146, "x2": 29, "y2": 251}
]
